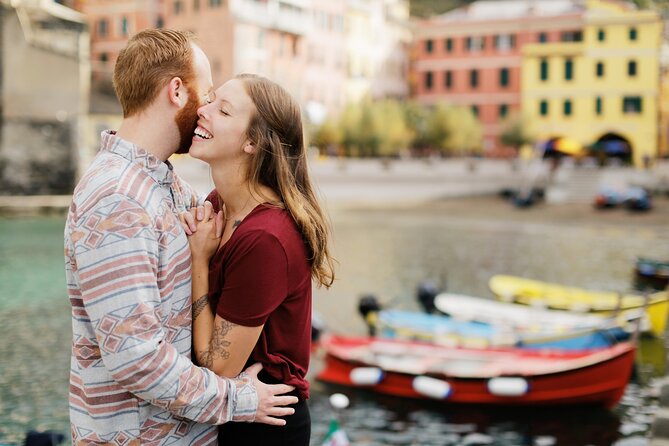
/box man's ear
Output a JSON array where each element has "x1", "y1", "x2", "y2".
[{"x1": 168, "y1": 77, "x2": 185, "y2": 107}]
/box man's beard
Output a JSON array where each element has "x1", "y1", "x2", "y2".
[{"x1": 174, "y1": 85, "x2": 200, "y2": 154}]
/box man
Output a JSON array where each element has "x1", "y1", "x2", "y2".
[{"x1": 64, "y1": 29, "x2": 297, "y2": 444}]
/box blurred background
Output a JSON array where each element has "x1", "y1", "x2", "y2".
[{"x1": 1, "y1": 0, "x2": 669, "y2": 445}]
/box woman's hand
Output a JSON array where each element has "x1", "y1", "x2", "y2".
[{"x1": 186, "y1": 201, "x2": 224, "y2": 266}]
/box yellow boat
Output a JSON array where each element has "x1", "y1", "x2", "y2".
[{"x1": 489, "y1": 275, "x2": 668, "y2": 337}]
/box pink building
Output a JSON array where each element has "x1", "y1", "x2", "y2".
[
  {"x1": 76, "y1": 0, "x2": 164, "y2": 84},
  {"x1": 411, "y1": 0, "x2": 583, "y2": 156}
]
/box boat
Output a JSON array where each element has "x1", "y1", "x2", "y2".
[
  {"x1": 488, "y1": 275, "x2": 668, "y2": 337},
  {"x1": 317, "y1": 335, "x2": 636, "y2": 408},
  {"x1": 373, "y1": 308, "x2": 629, "y2": 350},
  {"x1": 634, "y1": 257, "x2": 669, "y2": 292}
]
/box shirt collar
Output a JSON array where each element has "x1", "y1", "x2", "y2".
[{"x1": 100, "y1": 130, "x2": 174, "y2": 186}]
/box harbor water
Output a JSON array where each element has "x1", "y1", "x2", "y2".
[{"x1": 0, "y1": 196, "x2": 667, "y2": 445}]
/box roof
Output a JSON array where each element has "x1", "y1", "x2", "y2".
[{"x1": 437, "y1": 0, "x2": 584, "y2": 22}]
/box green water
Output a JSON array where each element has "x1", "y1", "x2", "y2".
[
  {"x1": 0, "y1": 218, "x2": 67, "y2": 310},
  {"x1": 0, "y1": 208, "x2": 667, "y2": 445}
]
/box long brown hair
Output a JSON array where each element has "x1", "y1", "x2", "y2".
[{"x1": 237, "y1": 73, "x2": 335, "y2": 288}]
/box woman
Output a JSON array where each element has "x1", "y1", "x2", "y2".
[{"x1": 184, "y1": 73, "x2": 335, "y2": 445}]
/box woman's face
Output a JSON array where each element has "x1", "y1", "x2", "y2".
[{"x1": 190, "y1": 78, "x2": 255, "y2": 164}]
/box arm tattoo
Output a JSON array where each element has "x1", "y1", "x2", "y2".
[
  {"x1": 198, "y1": 319, "x2": 235, "y2": 369},
  {"x1": 192, "y1": 294, "x2": 210, "y2": 320}
]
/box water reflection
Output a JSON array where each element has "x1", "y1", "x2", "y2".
[{"x1": 0, "y1": 201, "x2": 667, "y2": 444}]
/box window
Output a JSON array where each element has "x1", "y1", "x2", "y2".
[
  {"x1": 540, "y1": 59, "x2": 549, "y2": 81},
  {"x1": 500, "y1": 68, "x2": 509, "y2": 87},
  {"x1": 499, "y1": 104, "x2": 508, "y2": 118},
  {"x1": 194, "y1": 0, "x2": 200, "y2": 10},
  {"x1": 596, "y1": 62, "x2": 604, "y2": 78},
  {"x1": 470, "y1": 69, "x2": 479, "y2": 88},
  {"x1": 121, "y1": 16, "x2": 129, "y2": 36},
  {"x1": 495, "y1": 34, "x2": 515, "y2": 51},
  {"x1": 425, "y1": 71, "x2": 433, "y2": 90},
  {"x1": 595, "y1": 96, "x2": 602, "y2": 115},
  {"x1": 629, "y1": 27, "x2": 638, "y2": 41},
  {"x1": 156, "y1": 16, "x2": 164, "y2": 28},
  {"x1": 564, "y1": 99, "x2": 572, "y2": 116},
  {"x1": 561, "y1": 31, "x2": 582, "y2": 42},
  {"x1": 565, "y1": 58, "x2": 573, "y2": 81},
  {"x1": 445, "y1": 70, "x2": 452, "y2": 88},
  {"x1": 98, "y1": 19, "x2": 108, "y2": 37},
  {"x1": 628, "y1": 60, "x2": 637, "y2": 77},
  {"x1": 539, "y1": 32, "x2": 548, "y2": 43},
  {"x1": 174, "y1": 0, "x2": 183, "y2": 14},
  {"x1": 209, "y1": 0, "x2": 223, "y2": 6},
  {"x1": 623, "y1": 96, "x2": 642, "y2": 114},
  {"x1": 445, "y1": 38, "x2": 453, "y2": 52},
  {"x1": 465, "y1": 36, "x2": 485, "y2": 52},
  {"x1": 100, "y1": 52, "x2": 108, "y2": 63},
  {"x1": 539, "y1": 100, "x2": 549, "y2": 116},
  {"x1": 425, "y1": 39, "x2": 434, "y2": 53},
  {"x1": 598, "y1": 28, "x2": 605, "y2": 41},
  {"x1": 471, "y1": 105, "x2": 479, "y2": 117}
]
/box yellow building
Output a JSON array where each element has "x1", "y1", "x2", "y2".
[{"x1": 521, "y1": 0, "x2": 661, "y2": 167}]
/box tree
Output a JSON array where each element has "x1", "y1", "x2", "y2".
[
  {"x1": 425, "y1": 103, "x2": 483, "y2": 156},
  {"x1": 500, "y1": 113, "x2": 536, "y2": 154},
  {"x1": 374, "y1": 100, "x2": 413, "y2": 157},
  {"x1": 310, "y1": 119, "x2": 342, "y2": 155}
]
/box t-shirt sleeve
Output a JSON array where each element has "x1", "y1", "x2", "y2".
[{"x1": 216, "y1": 230, "x2": 288, "y2": 327}]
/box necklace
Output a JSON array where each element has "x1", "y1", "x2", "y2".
[{"x1": 223, "y1": 195, "x2": 255, "y2": 229}]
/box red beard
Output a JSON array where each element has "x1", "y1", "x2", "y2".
[{"x1": 174, "y1": 85, "x2": 200, "y2": 154}]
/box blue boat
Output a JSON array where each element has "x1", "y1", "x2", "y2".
[{"x1": 374, "y1": 309, "x2": 629, "y2": 350}]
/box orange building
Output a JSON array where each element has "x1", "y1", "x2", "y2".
[
  {"x1": 411, "y1": 1, "x2": 584, "y2": 156},
  {"x1": 75, "y1": 0, "x2": 164, "y2": 84}
]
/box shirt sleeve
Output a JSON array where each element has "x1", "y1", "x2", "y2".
[
  {"x1": 70, "y1": 193, "x2": 257, "y2": 424},
  {"x1": 216, "y1": 230, "x2": 288, "y2": 327}
]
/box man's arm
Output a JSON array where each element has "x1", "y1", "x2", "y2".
[{"x1": 71, "y1": 193, "x2": 295, "y2": 425}]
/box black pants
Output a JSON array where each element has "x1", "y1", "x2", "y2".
[{"x1": 218, "y1": 374, "x2": 310, "y2": 446}]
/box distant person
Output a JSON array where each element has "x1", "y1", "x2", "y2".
[
  {"x1": 182, "y1": 74, "x2": 336, "y2": 445},
  {"x1": 64, "y1": 30, "x2": 297, "y2": 445}
]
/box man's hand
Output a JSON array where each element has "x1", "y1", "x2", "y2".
[{"x1": 245, "y1": 363, "x2": 298, "y2": 426}]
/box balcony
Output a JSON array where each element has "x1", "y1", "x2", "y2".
[{"x1": 231, "y1": 0, "x2": 309, "y2": 35}]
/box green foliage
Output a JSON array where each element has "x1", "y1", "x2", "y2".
[
  {"x1": 500, "y1": 113, "x2": 536, "y2": 150},
  {"x1": 426, "y1": 103, "x2": 483, "y2": 156},
  {"x1": 410, "y1": 0, "x2": 475, "y2": 18},
  {"x1": 310, "y1": 119, "x2": 342, "y2": 154},
  {"x1": 374, "y1": 100, "x2": 413, "y2": 157}
]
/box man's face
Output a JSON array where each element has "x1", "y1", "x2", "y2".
[{"x1": 174, "y1": 44, "x2": 213, "y2": 154}]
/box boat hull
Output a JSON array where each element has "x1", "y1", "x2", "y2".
[
  {"x1": 317, "y1": 336, "x2": 636, "y2": 408},
  {"x1": 489, "y1": 275, "x2": 668, "y2": 336}
]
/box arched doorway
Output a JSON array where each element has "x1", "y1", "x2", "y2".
[{"x1": 591, "y1": 133, "x2": 633, "y2": 166}]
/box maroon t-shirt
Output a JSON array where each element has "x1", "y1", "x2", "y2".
[{"x1": 206, "y1": 191, "x2": 312, "y2": 399}]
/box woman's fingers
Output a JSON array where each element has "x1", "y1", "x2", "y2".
[
  {"x1": 215, "y1": 211, "x2": 224, "y2": 238},
  {"x1": 203, "y1": 200, "x2": 214, "y2": 222},
  {"x1": 182, "y1": 212, "x2": 196, "y2": 235}
]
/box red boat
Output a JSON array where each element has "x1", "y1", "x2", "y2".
[{"x1": 317, "y1": 335, "x2": 636, "y2": 408}]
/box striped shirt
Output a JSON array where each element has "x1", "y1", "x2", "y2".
[{"x1": 64, "y1": 131, "x2": 257, "y2": 445}]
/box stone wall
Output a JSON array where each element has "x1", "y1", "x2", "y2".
[{"x1": 0, "y1": 2, "x2": 88, "y2": 195}]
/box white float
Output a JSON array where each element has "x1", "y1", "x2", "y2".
[
  {"x1": 349, "y1": 367, "x2": 384, "y2": 386},
  {"x1": 412, "y1": 376, "x2": 452, "y2": 399},
  {"x1": 487, "y1": 377, "x2": 529, "y2": 396}
]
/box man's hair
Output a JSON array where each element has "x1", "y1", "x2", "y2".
[{"x1": 113, "y1": 29, "x2": 196, "y2": 117}]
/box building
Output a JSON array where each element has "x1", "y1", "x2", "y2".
[
  {"x1": 411, "y1": 0, "x2": 584, "y2": 156},
  {"x1": 522, "y1": 0, "x2": 662, "y2": 166},
  {"x1": 0, "y1": 0, "x2": 89, "y2": 194},
  {"x1": 345, "y1": 0, "x2": 410, "y2": 106},
  {"x1": 75, "y1": 0, "x2": 164, "y2": 86}
]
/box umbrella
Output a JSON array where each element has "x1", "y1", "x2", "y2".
[{"x1": 553, "y1": 137, "x2": 585, "y2": 156}]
